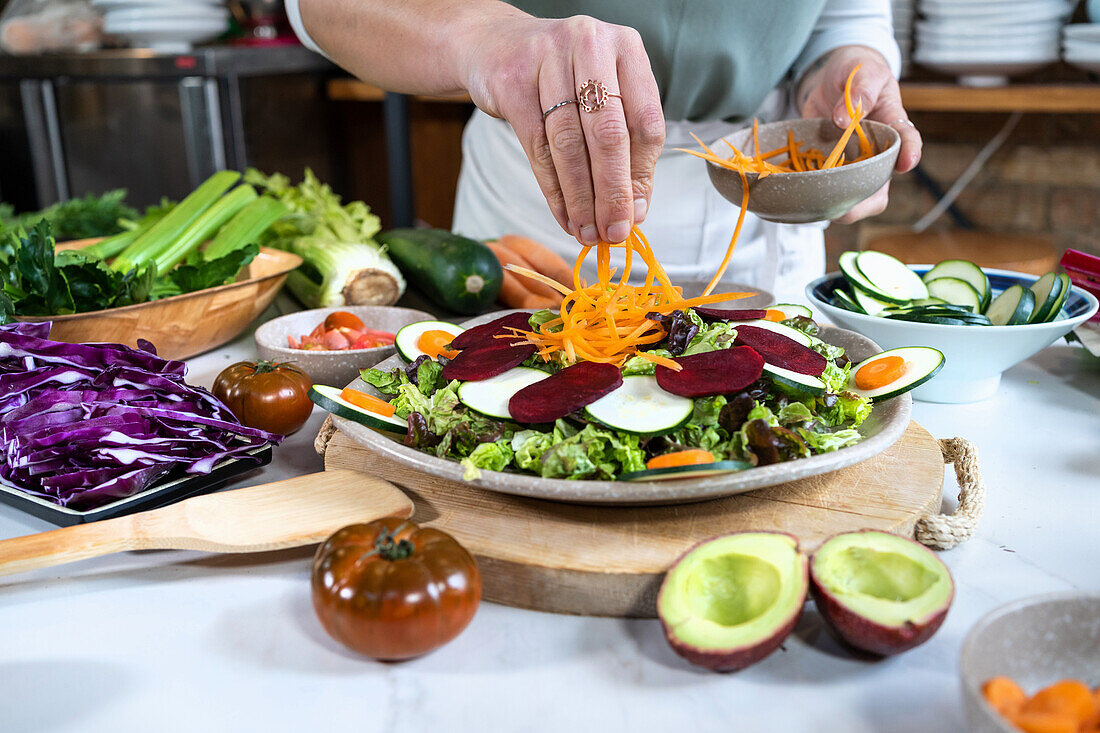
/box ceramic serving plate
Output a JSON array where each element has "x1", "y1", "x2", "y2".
[{"x1": 332, "y1": 311, "x2": 912, "y2": 506}]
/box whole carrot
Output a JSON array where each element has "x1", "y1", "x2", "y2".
[{"x1": 497, "y1": 234, "x2": 575, "y2": 287}]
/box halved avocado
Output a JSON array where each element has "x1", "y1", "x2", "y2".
[
  {"x1": 809, "y1": 530, "x2": 954, "y2": 656},
  {"x1": 657, "y1": 532, "x2": 808, "y2": 672}
]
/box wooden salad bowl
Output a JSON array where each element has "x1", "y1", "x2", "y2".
[{"x1": 15, "y1": 239, "x2": 302, "y2": 360}]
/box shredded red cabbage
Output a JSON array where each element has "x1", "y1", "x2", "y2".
[{"x1": 0, "y1": 322, "x2": 281, "y2": 510}]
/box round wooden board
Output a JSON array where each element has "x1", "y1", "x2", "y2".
[{"x1": 322, "y1": 421, "x2": 944, "y2": 618}]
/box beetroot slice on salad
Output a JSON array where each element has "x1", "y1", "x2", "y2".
[
  {"x1": 440, "y1": 341, "x2": 537, "y2": 381},
  {"x1": 509, "y1": 361, "x2": 623, "y2": 423},
  {"x1": 692, "y1": 307, "x2": 767, "y2": 322},
  {"x1": 734, "y1": 325, "x2": 827, "y2": 376},
  {"x1": 655, "y1": 346, "x2": 764, "y2": 398},
  {"x1": 449, "y1": 311, "x2": 533, "y2": 350}
]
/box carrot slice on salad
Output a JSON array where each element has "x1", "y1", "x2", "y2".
[{"x1": 340, "y1": 388, "x2": 396, "y2": 417}]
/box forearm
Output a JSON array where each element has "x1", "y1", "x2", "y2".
[{"x1": 294, "y1": 0, "x2": 528, "y2": 95}]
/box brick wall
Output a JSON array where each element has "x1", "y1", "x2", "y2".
[{"x1": 826, "y1": 111, "x2": 1100, "y2": 267}]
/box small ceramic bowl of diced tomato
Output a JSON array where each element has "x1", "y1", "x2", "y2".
[{"x1": 255, "y1": 306, "x2": 434, "y2": 386}]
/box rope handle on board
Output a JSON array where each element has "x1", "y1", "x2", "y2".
[
  {"x1": 315, "y1": 416, "x2": 984, "y2": 550},
  {"x1": 917, "y1": 437, "x2": 985, "y2": 550},
  {"x1": 315, "y1": 415, "x2": 337, "y2": 457}
]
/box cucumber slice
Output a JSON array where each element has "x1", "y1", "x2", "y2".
[
  {"x1": 854, "y1": 251, "x2": 929, "y2": 302},
  {"x1": 584, "y1": 375, "x2": 693, "y2": 436},
  {"x1": 394, "y1": 320, "x2": 465, "y2": 362},
  {"x1": 986, "y1": 285, "x2": 1035, "y2": 326},
  {"x1": 831, "y1": 289, "x2": 866, "y2": 314},
  {"x1": 1043, "y1": 273, "x2": 1072, "y2": 322},
  {"x1": 922, "y1": 260, "x2": 990, "y2": 310},
  {"x1": 883, "y1": 312, "x2": 987, "y2": 326},
  {"x1": 457, "y1": 366, "x2": 550, "y2": 420},
  {"x1": 847, "y1": 346, "x2": 944, "y2": 402},
  {"x1": 839, "y1": 252, "x2": 908, "y2": 304},
  {"x1": 909, "y1": 297, "x2": 949, "y2": 307},
  {"x1": 1028, "y1": 271, "x2": 1065, "y2": 323},
  {"x1": 767, "y1": 303, "x2": 813, "y2": 320},
  {"x1": 852, "y1": 288, "x2": 893, "y2": 316},
  {"x1": 883, "y1": 303, "x2": 972, "y2": 314},
  {"x1": 620, "y1": 460, "x2": 754, "y2": 482},
  {"x1": 762, "y1": 363, "x2": 826, "y2": 396},
  {"x1": 924, "y1": 277, "x2": 982, "y2": 312},
  {"x1": 310, "y1": 385, "x2": 408, "y2": 434},
  {"x1": 737, "y1": 319, "x2": 813, "y2": 346}
]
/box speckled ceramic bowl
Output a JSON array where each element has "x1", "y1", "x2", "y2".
[
  {"x1": 332, "y1": 310, "x2": 912, "y2": 505},
  {"x1": 960, "y1": 593, "x2": 1100, "y2": 733},
  {"x1": 254, "y1": 305, "x2": 434, "y2": 386},
  {"x1": 706, "y1": 118, "x2": 901, "y2": 224}
]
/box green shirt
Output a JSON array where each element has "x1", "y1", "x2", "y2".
[{"x1": 507, "y1": 0, "x2": 829, "y2": 122}]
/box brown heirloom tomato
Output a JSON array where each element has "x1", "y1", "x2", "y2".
[
  {"x1": 212, "y1": 360, "x2": 313, "y2": 435},
  {"x1": 311, "y1": 518, "x2": 481, "y2": 661}
]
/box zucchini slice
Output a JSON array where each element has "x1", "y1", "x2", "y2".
[
  {"x1": 924, "y1": 277, "x2": 982, "y2": 312},
  {"x1": 831, "y1": 289, "x2": 866, "y2": 314},
  {"x1": 986, "y1": 285, "x2": 1036, "y2": 326},
  {"x1": 1044, "y1": 273, "x2": 1072, "y2": 322},
  {"x1": 854, "y1": 251, "x2": 929, "y2": 302},
  {"x1": 922, "y1": 260, "x2": 991, "y2": 310},
  {"x1": 620, "y1": 460, "x2": 754, "y2": 482},
  {"x1": 846, "y1": 346, "x2": 944, "y2": 402},
  {"x1": 767, "y1": 303, "x2": 813, "y2": 320},
  {"x1": 584, "y1": 375, "x2": 693, "y2": 436},
  {"x1": 839, "y1": 251, "x2": 908, "y2": 304},
  {"x1": 737, "y1": 319, "x2": 813, "y2": 346},
  {"x1": 456, "y1": 366, "x2": 549, "y2": 420},
  {"x1": 852, "y1": 288, "x2": 893, "y2": 316},
  {"x1": 1028, "y1": 271, "x2": 1065, "y2": 323},
  {"x1": 309, "y1": 385, "x2": 409, "y2": 434},
  {"x1": 762, "y1": 363, "x2": 826, "y2": 396},
  {"x1": 394, "y1": 320, "x2": 466, "y2": 362}
]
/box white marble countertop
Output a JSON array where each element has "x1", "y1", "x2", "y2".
[{"x1": 2, "y1": 300, "x2": 1098, "y2": 733}]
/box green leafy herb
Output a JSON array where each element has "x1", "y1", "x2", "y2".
[{"x1": 1, "y1": 189, "x2": 138, "y2": 240}]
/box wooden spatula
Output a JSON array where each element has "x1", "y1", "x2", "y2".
[{"x1": 0, "y1": 469, "x2": 413, "y2": 578}]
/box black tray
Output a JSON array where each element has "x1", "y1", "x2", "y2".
[{"x1": 0, "y1": 446, "x2": 273, "y2": 526}]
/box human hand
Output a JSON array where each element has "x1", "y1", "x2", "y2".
[
  {"x1": 459, "y1": 14, "x2": 665, "y2": 245},
  {"x1": 796, "y1": 45, "x2": 922, "y2": 224}
]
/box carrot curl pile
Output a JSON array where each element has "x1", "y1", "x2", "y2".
[{"x1": 504, "y1": 227, "x2": 752, "y2": 371}]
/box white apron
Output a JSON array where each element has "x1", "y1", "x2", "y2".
[{"x1": 452, "y1": 91, "x2": 826, "y2": 304}]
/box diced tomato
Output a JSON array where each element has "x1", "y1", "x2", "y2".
[
  {"x1": 324, "y1": 311, "x2": 367, "y2": 332},
  {"x1": 322, "y1": 330, "x2": 350, "y2": 350},
  {"x1": 287, "y1": 335, "x2": 301, "y2": 349}
]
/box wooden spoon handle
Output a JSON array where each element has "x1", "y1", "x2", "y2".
[{"x1": 0, "y1": 516, "x2": 139, "y2": 578}]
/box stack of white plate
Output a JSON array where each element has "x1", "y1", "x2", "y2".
[
  {"x1": 94, "y1": 0, "x2": 228, "y2": 52},
  {"x1": 892, "y1": 0, "x2": 915, "y2": 75},
  {"x1": 1063, "y1": 24, "x2": 1100, "y2": 74},
  {"x1": 914, "y1": 0, "x2": 1074, "y2": 85}
]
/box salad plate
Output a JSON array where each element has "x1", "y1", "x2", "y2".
[{"x1": 332, "y1": 310, "x2": 912, "y2": 506}]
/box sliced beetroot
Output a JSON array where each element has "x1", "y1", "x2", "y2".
[
  {"x1": 655, "y1": 346, "x2": 764, "y2": 398},
  {"x1": 509, "y1": 361, "x2": 623, "y2": 423},
  {"x1": 692, "y1": 307, "x2": 767, "y2": 322},
  {"x1": 440, "y1": 341, "x2": 537, "y2": 381},
  {"x1": 734, "y1": 325, "x2": 827, "y2": 376},
  {"x1": 450, "y1": 311, "x2": 533, "y2": 350}
]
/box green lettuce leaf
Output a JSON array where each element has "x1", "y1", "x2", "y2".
[
  {"x1": 798, "y1": 427, "x2": 862, "y2": 453},
  {"x1": 362, "y1": 366, "x2": 406, "y2": 395},
  {"x1": 692, "y1": 395, "x2": 727, "y2": 426},
  {"x1": 415, "y1": 358, "x2": 443, "y2": 395},
  {"x1": 539, "y1": 425, "x2": 645, "y2": 480},
  {"x1": 683, "y1": 321, "x2": 738, "y2": 355},
  {"x1": 777, "y1": 402, "x2": 814, "y2": 425},
  {"x1": 460, "y1": 440, "x2": 515, "y2": 480}
]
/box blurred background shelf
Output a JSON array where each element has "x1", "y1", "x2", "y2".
[{"x1": 900, "y1": 83, "x2": 1100, "y2": 113}]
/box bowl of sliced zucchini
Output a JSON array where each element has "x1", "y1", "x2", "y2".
[{"x1": 806, "y1": 250, "x2": 1099, "y2": 403}]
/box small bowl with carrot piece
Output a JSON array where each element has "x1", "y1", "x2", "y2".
[
  {"x1": 255, "y1": 305, "x2": 433, "y2": 386},
  {"x1": 681, "y1": 67, "x2": 900, "y2": 224},
  {"x1": 960, "y1": 593, "x2": 1100, "y2": 733}
]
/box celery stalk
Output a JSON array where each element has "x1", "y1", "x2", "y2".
[
  {"x1": 78, "y1": 210, "x2": 167, "y2": 260},
  {"x1": 151, "y1": 184, "x2": 256, "y2": 274},
  {"x1": 203, "y1": 196, "x2": 287, "y2": 261},
  {"x1": 110, "y1": 170, "x2": 240, "y2": 272}
]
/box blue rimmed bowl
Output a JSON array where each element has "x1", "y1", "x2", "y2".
[{"x1": 807, "y1": 266, "x2": 1099, "y2": 403}]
